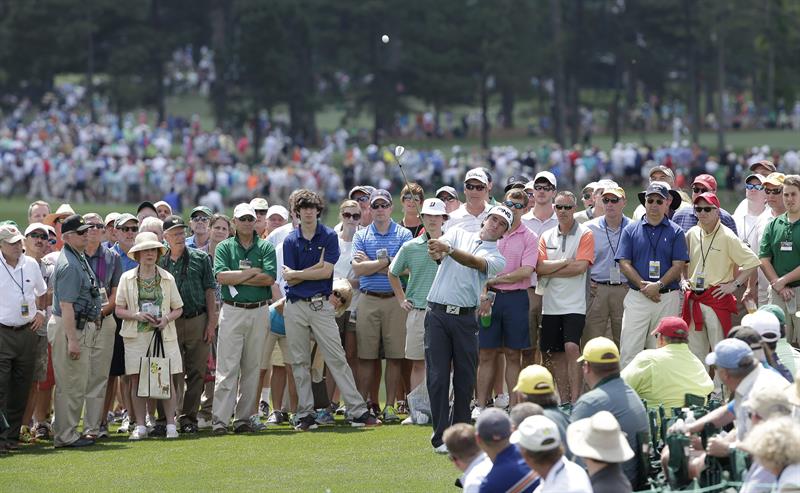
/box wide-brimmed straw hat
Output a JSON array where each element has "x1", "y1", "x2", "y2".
[{"x1": 127, "y1": 232, "x2": 167, "y2": 261}]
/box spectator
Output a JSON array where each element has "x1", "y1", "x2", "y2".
[
  {"x1": 758, "y1": 304, "x2": 800, "y2": 378},
  {"x1": 153, "y1": 201, "x2": 173, "y2": 220},
  {"x1": 443, "y1": 423, "x2": 492, "y2": 493},
  {"x1": 446, "y1": 168, "x2": 493, "y2": 233},
  {"x1": 509, "y1": 402, "x2": 545, "y2": 429},
  {"x1": 513, "y1": 364, "x2": 570, "y2": 457},
  {"x1": 566, "y1": 411, "x2": 633, "y2": 493},
  {"x1": 398, "y1": 182, "x2": 425, "y2": 237},
  {"x1": 741, "y1": 417, "x2": 800, "y2": 492},
  {"x1": 250, "y1": 197, "x2": 270, "y2": 239},
  {"x1": 672, "y1": 174, "x2": 738, "y2": 234},
  {"x1": 186, "y1": 206, "x2": 213, "y2": 253},
  {"x1": 476, "y1": 408, "x2": 538, "y2": 493},
  {"x1": 739, "y1": 386, "x2": 794, "y2": 493},
  {"x1": 436, "y1": 186, "x2": 461, "y2": 215},
  {"x1": 265, "y1": 205, "x2": 289, "y2": 236}
]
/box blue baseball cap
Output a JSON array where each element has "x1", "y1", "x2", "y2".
[
  {"x1": 705, "y1": 338, "x2": 753, "y2": 369},
  {"x1": 638, "y1": 181, "x2": 681, "y2": 210}
]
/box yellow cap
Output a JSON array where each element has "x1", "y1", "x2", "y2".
[
  {"x1": 763, "y1": 172, "x2": 785, "y2": 186},
  {"x1": 513, "y1": 365, "x2": 555, "y2": 394},
  {"x1": 602, "y1": 187, "x2": 626, "y2": 199},
  {"x1": 577, "y1": 337, "x2": 620, "y2": 364}
]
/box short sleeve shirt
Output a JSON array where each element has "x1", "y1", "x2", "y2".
[
  {"x1": 585, "y1": 216, "x2": 630, "y2": 283},
  {"x1": 52, "y1": 247, "x2": 102, "y2": 319},
  {"x1": 686, "y1": 222, "x2": 761, "y2": 288},
  {"x1": 352, "y1": 221, "x2": 412, "y2": 293},
  {"x1": 0, "y1": 254, "x2": 47, "y2": 327},
  {"x1": 213, "y1": 234, "x2": 277, "y2": 303},
  {"x1": 389, "y1": 236, "x2": 439, "y2": 309},
  {"x1": 283, "y1": 223, "x2": 340, "y2": 301},
  {"x1": 616, "y1": 216, "x2": 689, "y2": 289},
  {"x1": 494, "y1": 223, "x2": 538, "y2": 291},
  {"x1": 86, "y1": 244, "x2": 122, "y2": 292},
  {"x1": 538, "y1": 222, "x2": 594, "y2": 315},
  {"x1": 522, "y1": 209, "x2": 558, "y2": 286},
  {"x1": 759, "y1": 213, "x2": 800, "y2": 286},
  {"x1": 160, "y1": 247, "x2": 216, "y2": 316},
  {"x1": 445, "y1": 202, "x2": 492, "y2": 233}
]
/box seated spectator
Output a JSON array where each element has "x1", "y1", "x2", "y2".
[
  {"x1": 758, "y1": 304, "x2": 800, "y2": 378},
  {"x1": 475, "y1": 408, "x2": 538, "y2": 493},
  {"x1": 443, "y1": 423, "x2": 492, "y2": 493},
  {"x1": 512, "y1": 415, "x2": 592, "y2": 493},
  {"x1": 513, "y1": 365, "x2": 571, "y2": 456},
  {"x1": 510, "y1": 402, "x2": 544, "y2": 429},
  {"x1": 566, "y1": 411, "x2": 633, "y2": 493},
  {"x1": 621, "y1": 317, "x2": 713, "y2": 413},
  {"x1": 741, "y1": 418, "x2": 800, "y2": 492},
  {"x1": 743, "y1": 310, "x2": 795, "y2": 382}
]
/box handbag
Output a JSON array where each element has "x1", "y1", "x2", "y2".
[{"x1": 137, "y1": 330, "x2": 172, "y2": 400}]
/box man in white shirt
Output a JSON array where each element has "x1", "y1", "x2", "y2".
[
  {"x1": 445, "y1": 168, "x2": 493, "y2": 233},
  {"x1": 443, "y1": 423, "x2": 493, "y2": 493}
]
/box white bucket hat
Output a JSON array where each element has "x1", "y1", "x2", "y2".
[{"x1": 566, "y1": 410, "x2": 634, "y2": 463}]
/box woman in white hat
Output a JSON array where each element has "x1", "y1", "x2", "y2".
[{"x1": 115, "y1": 232, "x2": 184, "y2": 440}]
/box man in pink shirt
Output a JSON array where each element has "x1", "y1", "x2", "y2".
[{"x1": 472, "y1": 189, "x2": 539, "y2": 418}]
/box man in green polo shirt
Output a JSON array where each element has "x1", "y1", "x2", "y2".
[
  {"x1": 388, "y1": 198, "x2": 448, "y2": 424},
  {"x1": 760, "y1": 174, "x2": 800, "y2": 344},
  {"x1": 211, "y1": 203, "x2": 276, "y2": 434},
  {"x1": 160, "y1": 215, "x2": 217, "y2": 434}
]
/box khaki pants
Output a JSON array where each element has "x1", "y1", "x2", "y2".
[
  {"x1": 583, "y1": 284, "x2": 628, "y2": 347},
  {"x1": 284, "y1": 299, "x2": 367, "y2": 419},
  {"x1": 687, "y1": 303, "x2": 726, "y2": 365},
  {"x1": 768, "y1": 286, "x2": 800, "y2": 344},
  {"x1": 48, "y1": 315, "x2": 96, "y2": 447},
  {"x1": 175, "y1": 313, "x2": 210, "y2": 425},
  {"x1": 212, "y1": 304, "x2": 267, "y2": 429},
  {"x1": 620, "y1": 290, "x2": 681, "y2": 368},
  {"x1": 82, "y1": 315, "x2": 116, "y2": 435}
]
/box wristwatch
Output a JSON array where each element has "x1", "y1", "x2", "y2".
[
  {"x1": 447, "y1": 243, "x2": 455, "y2": 255},
  {"x1": 734, "y1": 280, "x2": 742, "y2": 288},
  {"x1": 656, "y1": 280, "x2": 664, "y2": 290}
]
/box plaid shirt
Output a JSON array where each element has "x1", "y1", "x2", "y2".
[
  {"x1": 671, "y1": 206, "x2": 738, "y2": 236},
  {"x1": 160, "y1": 246, "x2": 215, "y2": 317}
]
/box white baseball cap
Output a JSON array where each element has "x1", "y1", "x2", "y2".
[
  {"x1": 487, "y1": 205, "x2": 513, "y2": 228},
  {"x1": 533, "y1": 171, "x2": 557, "y2": 188},
  {"x1": 742, "y1": 311, "x2": 781, "y2": 344},
  {"x1": 420, "y1": 198, "x2": 448, "y2": 217},
  {"x1": 464, "y1": 168, "x2": 489, "y2": 185},
  {"x1": 510, "y1": 415, "x2": 561, "y2": 452},
  {"x1": 435, "y1": 186, "x2": 458, "y2": 199},
  {"x1": 24, "y1": 222, "x2": 55, "y2": 236},
  {"x1": 266, "y1": 205, "x2": 289, "y2": 221},
  {"x1": 233, "y1": 203, "x2": 257, "y2": 219}
]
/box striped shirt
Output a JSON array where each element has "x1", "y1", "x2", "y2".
[
  {"x1": 493, "y1": 223, "x2": 538, "y2": 291},
  {"x1": 389, "y1": 236, "x2": 439, "y2": 309},
  {"x1": 86, "y1": 244, "x2": 123, "y2": 292},
  {"x1": 352, "y1": 221, "x2": 412, "y2": 293}
]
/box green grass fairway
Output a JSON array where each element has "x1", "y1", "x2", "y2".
[{"x1": 0, "y1": 422, "x2": 455, "y2": 492}]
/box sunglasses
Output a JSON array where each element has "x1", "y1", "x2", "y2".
[
  {"x1": 402, "y1": 194, "x2": 422, "y2": 202},
  {"x1": 333, "y1": 291, "x2": 345, "y2": 302},
  {"x1": 692, "y1": 187, "x2": 709, "y2": 194},
  {"x1": 72, "y1": 229, "x2": 88, "y2": 236},
  {"x1": 118, "y1": 226, "x2": 138, "y2": 233},
  {"x1": 465, "y1": 183, "x2": 486, "y2": 191},
  {"x1": 503, "y1": 200, "x2": 525, "y2": 210},
  {"x1": 191, "y1": 216, "x2": 210, "y2": 222},
  {"x1": 694, "y1": 206, "x2": 717, "y2": 213},
  {"x1": 582, "y1": 193, "x2": 592, "y2": 200},
  {"x1": 88, "y1": 224, "x2": 104, "y2": 230},
  {"x1": 27, "y1": 233, "x2": 56, "y2": 245},
  {"x1": 341, "y1": 212, "x2": 362, "y2": 220},
  {"x1": 745, "y1": 183, "x2": 764, "y2": 191},
  {"x1": 646, "y1": 198, "x2": 664, "y2": 205},
  {"x1": 437, "y1": 195, "x2": 456, "y2": 202},
  {"x1": 765, "y1": 187, "x2": 783, "y2": 195},
  {"x1": 602, "y1": 197, "x2": 620, "y2": 204},
  {"x1": 354, "y1": 195, "x2": 370, "y2": 203},
  {"x1": 525, "y1": 192, "x2": 535, "y2": 198},
  {"x1": 534, "y1": 185, "x2": 554, "y2": 191},
  {"x1": 371, "y1": 202, "x2": 391, "y2": 210},
  {"x1": 237, "y1": 216, "x2": 255, "y2": 222},
  {"x1": 554, "y1": 204, "x2": 574, "y2": 211}
]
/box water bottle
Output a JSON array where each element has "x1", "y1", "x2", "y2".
[{"x1": 480, "y1": 291, "x2": 496, "y2": 328}]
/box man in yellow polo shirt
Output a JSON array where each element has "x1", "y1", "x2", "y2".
[
  {"x1": 682, "y1": 192, "x2": 760, "y2": 362},
  {"x1": 621, "y1": 317, "x2": 713, "y2": 413}
]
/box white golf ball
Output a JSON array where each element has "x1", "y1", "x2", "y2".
[{"x1": 381, "y1": 34, "x2": 390, "y2": 44}]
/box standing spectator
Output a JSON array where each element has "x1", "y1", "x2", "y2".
[
  {"x1": 733, "y1": 160, "x2": 779, "y2": 217},
  {"x1": 115, "y1": 232, "x2": 184, "y2": 440},
  {"x1": 351, "y1": 189, "x2": 413, "y2": 422},
  {"x1": 347, "y1": 186, "x2": 375, "y2": 229},
  {"x1": 282, "y1": 189, "x2": 378, "y2": 431},
  {"x1": 584, "y1": 187, "x2": 630, "y2": 346},
  {"x1": 671, "y1": 174, "x2": 738, "y2": 234},
  {"x1": 572, "y1": 337, "x2": 649, "y2": 485},
  {"x1": 536, "y1": 191, "x2": 594, "y2": 403},
  {"x1": 159, "y1": 216, "x2": 217, "y2": 434},
  {"x1": 512, "y1": 415, "x2": 591, "y2": 493},
  {"x1": 425, "y1": 207, "x2": 508, "y2": 453},
  {"x1": 49, "y1": 215, "x2": 102, "y2": 448},
  {"x1": 27, "y1": 200, "x2": 50, "y2": 225},
  {"x1": 566, "y1": 411, "x2": 634, "y2": 493},
  {"x1": 265, "y1": 205, "x2": 289, "y2": 236},
  {"x1": 573, "y1": 182, "x2": 597, "y2": 224},
  {"x1": 443, "y1": 423, "x2": 492, "y2": 493},
  {"x1": 446, "y1": 169, "x2": 493, "y2": 233},
  {"x1": 476, "y1": 408, "x2": 538, "y2": 493},
  {"x1": 474, "y1": 189, "x2": 538, "y2": 416},
  {"x1": 186, "y1": 206, "x2": 213, "y2": 253},
  {"x1": 616, "y1": 182, "x2": 688, "y2": 366},
  {"x1": 0, "y1": 226, "x2": 46, "y2": 451},
  {"x1": 153, "y1": 201, "x2": 173, "y2": 220},
  {"x1": 250, "y1": 197, "x2": 270, "y2": 239},
  {"x1": 399, "y1": 182, "x2": 425, "y2": 237},
  {"x1": 211, "y1": 204, "x2": 276, "y2": 434},
  {"x1": 436, "y1": 186, "x2": 461, "y2": 215},
  {"x1": 757, "y1": 173, "x2": 787, "y2": 304},
  {"x1": 760, "y1": 174, "x2": 800, "y2": 344},
  {"x1": 683, "y1": 192, "x2": 760, "y2": 361},
  {"x1": 734, "y1": 173, "x2": 771, "y2": 317}
]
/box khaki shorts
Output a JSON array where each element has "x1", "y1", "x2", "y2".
[
  {"x1": 356, "y1": 294, "x2": 408, "y2": 359},
  {"x1": 33, "y1": 334, "x2": 48, "y2": 382},
  {"x1": 405, "y1": 309, "x2": 426, "y2": 360},
  {"x1": 260, "y1": 331, "x2": 288, "y2": 369}
]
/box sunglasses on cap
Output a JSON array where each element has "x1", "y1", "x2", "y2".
[
  {"x1": 341, "y1": 212, "x2": 361, "y2": 220},
  {"x1": 694, "y1": 206, "x2": 717, "y2": 213},
  {"x1": 554, "y1": 204, "x2": 574, "y2": 211},
  {"x1": 602, "y1": 197, "x2": 620, "y2": 204},
  {"x1": 745, "y1": 183, "x2": 764, "y2": 191},
  {"x1": 402, "y1": 194, "x2": 422, "y2": 202},
  {"x1": 371, "y1": 202, "x2": 391, "y2": 210},
  {"x1": 534, "y1": 185, "x2": 554, "y2": 191},
  {"x1": 765, "y1": 187, "x2": 783, "y2": 195},
  {"x1": 502, "y1": 200, "x2": 525, "y2": 210},
  {"x1": 464, "y1": 183, "x2": 486, "y2": 191},
  {"x1": 692, "y1": 186, "x2": 709, "y2": 194}
]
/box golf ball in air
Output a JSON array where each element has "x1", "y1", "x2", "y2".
[{"x1": 381, "y1": 34, "x2": 390, "y2": 43}]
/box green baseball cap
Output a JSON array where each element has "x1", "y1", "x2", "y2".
[{"x1": 190, "y1": 206, "x2": 213, "y2": 218}]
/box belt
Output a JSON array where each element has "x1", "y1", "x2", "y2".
[
  {"x1": 181, "y1": 308, "x2": 207, "y2": 319},
  {"x1": 632, "y1": 287, "x2": 676, "y2": 295},
  {"x1": 488, "y1": 287, "x2": 525, "y2": 294},
  {"x1": 593, "y1": 281, "x2": 625, "y2": 286},
  {"x1": 362, "y1": 290, "x2": 395, "y2": 299},
  {"x1": 223, "y1": 300, "x2": 269, "y2": 309},
  {"x1": 0, "y1": 322, "x2": 31, "y2": 331},
  {"x1": 428, "y1": 302, "x2": 476, "y2": 316}
]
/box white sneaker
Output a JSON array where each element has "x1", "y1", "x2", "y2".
[
  {"x1": 129, "y1": 425, "x2": 147, "y2": 441},
  {"x1": 197, "y1": 417, "x2": 212, "y2": 430},
  {"x1": 117, "y1": 416, "x2": 130, "y2": 434},
  {"x1": 145, "y1": 414, "x2": 156, "y2": 433},
  {"x1": 494, "y1": 393, "x2": 510, "y2": 409},
  {"x1": 433, "y1": 443, "x2": 448, "y2": 454},
  {"x1": 166, "y1": 424, "x2": 179, "y2": 439},
  {"x1": 401, "y1": 416, "x2": 415, "y2": 425},
  {"x1": 471, "y1": 406, "x2": 485, "y2": 421}
]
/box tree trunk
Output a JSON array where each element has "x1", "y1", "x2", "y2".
[
  {"x1": 150, "y1": 0, "x2": 165, "y2": 124},
  {"x1": 716, "y1": 12, "x2": 726, "y2": 154},
  {"x1": 765, "y1": 0, "x2": 775, "y2": 115},
  {"x1": 209, "y1": 0, "x2": 232, "y2": 128},
  {"x1": 610, "y1": 60, "x2": 622, "y2": 144},
  {"x1": 86, "y1": 5, "x2": 95, "y2": 124},
  {"x1": 684, "y1": 0, "x2": 699, "y2": 143},
  {"x1": 480, "y1": 73, "x2": 489, "y2": 150},
  {"x1": 549, "y1": 0, "x2": 567, "y2": 146},
  {"x1": 500, "y1": 83, "x2": 514, "y2": 129},
  {"x1": 288, "y1": 9, "x2": 317, "y2": 146}
]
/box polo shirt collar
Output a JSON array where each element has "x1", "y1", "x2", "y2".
[
  {"x1": 699, "y1": 221, "x2": 721, "y2": 238},
  {"x1": 369, "y1": 220, "x2": 398, "y2": 237},
  {"x1": 505, "y1": 222, "x2": 526, "y2": 238},
  {"x1": 462, "y1": 453, "x2": 488, "y2": 482},
  {"x1": 235, "y1": 233, "x2": 260, "y2": 249},
  {"x1": 0, "y1": 252, "x2": 21, "y2": 271},
  {"x1": 641, "y1": 215, "x2": 670, "y2": 228},
  {"x1": 298, "y1": 222, "x2": 326, "y2": 242},
  {"x1": 543, "y1": 456, "x2": 568, "y2": 483},
  {"x1": 556, "y1": 220, "x2": 579, "y2": 237}
]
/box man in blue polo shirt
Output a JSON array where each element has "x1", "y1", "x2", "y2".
[
  {"x1": 351, "y1": 189, "x2": 413, "y2": 422},
  {"x1": 282, "y1": 189, "x2": 379, "y2": 431},
  {"x1": 475, "y1": 408, "x2": 538, "y2": 493},
  {"x1": 616, "y1": 182, "x2": 689, "y2": 367}
]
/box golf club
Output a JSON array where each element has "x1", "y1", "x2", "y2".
[{"x1": 391, "y1": 145, "x2": 440, "y2": 263}]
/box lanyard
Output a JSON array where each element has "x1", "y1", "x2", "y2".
[
  {"x1": 604, "y1": 218, "x2": 623, "y2": 259},
  {"x1": 699, "y1": 223, "x2": 721, "y2": 270},
  {"x1": 742, "y1": 216, "x2": 759, "y2": 246},
  {"x1": 1, "y1": 259, "x2": 24, "y2": 297},
  {"x1": 65, "y1": 245, "x2": 99, "y2": 290},
  {"x1": 645, "y1": 222, "x2": 665, "y2": 258}
]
